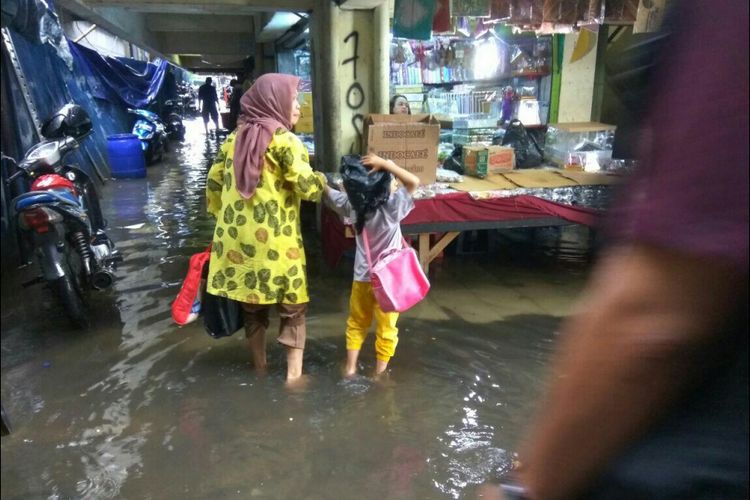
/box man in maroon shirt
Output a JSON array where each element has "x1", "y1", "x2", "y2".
[{"x1": 493, "y1": 1, "x2": 749, "y2": 498}]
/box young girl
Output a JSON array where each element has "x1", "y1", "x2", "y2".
[{"x1": 324, "y1": 154, "x2": 420, "y2": 377}]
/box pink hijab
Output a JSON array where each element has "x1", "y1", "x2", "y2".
[{"x1": 233, "y1": 73, "x2": 300, "y2": 199}]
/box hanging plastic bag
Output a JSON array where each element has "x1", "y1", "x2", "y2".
[{"x1": 501, "y1": 119, "x2": 544, "y2": 168}]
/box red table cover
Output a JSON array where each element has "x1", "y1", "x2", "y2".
[{"x1": 321, "y1": 193, "x2": 599, "y2": 269}]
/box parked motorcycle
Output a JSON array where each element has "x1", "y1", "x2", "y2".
[
  {"x1": 178, "y1": 84, "x2": 198, "y2": 117},
  {"x1": 4, "y1": 104, "x2": 122, "y2": 328},
  {"x1": 161, "y1": 99, "x2": 185, "y2": 142},
  {"x1": 127, "y1": 108, "x2": 167, "y2": 165}
]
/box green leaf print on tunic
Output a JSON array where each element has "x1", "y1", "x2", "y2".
[
  {"x1": 244, "y1": 271, "x2": 257, "y2": 289},
  {"x1": 223, "y1": 205, "x2": 235, "y2": 224},
  {"x1": 241, "y1": 244, "x2": 256, "y2": 258},
  {"x1": 253, "y1": 204, "x2": 266, "y2": 224}
]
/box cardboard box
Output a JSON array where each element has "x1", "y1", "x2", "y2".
[
  {"x1": 486, "y1": 146, "x2": 515, "y2": 173},
  {"x1": 462, "y1": 145, "x2": 489, "y2": 178},
  {"x1": 363, "y1": 114, "x2": 440, "y2": 185},
  {"x1": 462, "y1": 145, "x2": 515, "y2": 178}
]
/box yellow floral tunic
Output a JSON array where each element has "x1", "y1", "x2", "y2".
[{"x1": 206, "y1": 128, "x2": 325, "y2": 304}]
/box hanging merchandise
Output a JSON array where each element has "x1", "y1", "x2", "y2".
[
  {"x1": 432, "y1": 0, "x2": 452, "y2": 33},
  {"x1": 582, "y1": 0, "x2": 605, "y2": 24},
  {"x1": 509, "y1": 0, "x2": 545, "y2": 26},
  {"x1": 500, "y1": 86, "x2": 515, "y2": 123},
  {"x1": 456, "y1": 16, "x2": 472, "y2": 37},
  {"x1": 491, "y1": 0, "x2": 512, "y2": 20},
  {"x1": 393, "y1": 0, "x2": 438, "y2": 41},
  {"x1": 453, "y1": 0, "x2": 492, "y2": 18},
  {"x1": 603, "y1": 0, "x2": 638, "y2": 23},
  {"x1": 569, "y1": 26, "x2": 597, "y2": 63},
  {"x1": 543, "y1": 0, "x2": 586, "y2": 25}
]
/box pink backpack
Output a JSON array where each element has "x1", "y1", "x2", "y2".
[{"x1": 362, "y1": 229, "x2": 430, "y2": 313}]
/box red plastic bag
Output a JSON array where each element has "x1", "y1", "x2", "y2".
[{"x1": 171, "y1": 245, "x2": 211, "y2": 325}]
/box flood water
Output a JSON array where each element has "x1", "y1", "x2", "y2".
[{"x1": 1, "y1": 118, "x2": 592, "y2": 499}]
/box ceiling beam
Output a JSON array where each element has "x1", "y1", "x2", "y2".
[
  {"x1": 57, "y1": 0, "x2": 164, "y2": 56},
  {"x1": 82, "y1": 0, "x2": 314, "y2": 14},
  {"x1": 156, "y1": 32, "x2": 255, "y2": 55},
  {"x1": 146, "y1": 14, "x2": 254, "y2": 33}
]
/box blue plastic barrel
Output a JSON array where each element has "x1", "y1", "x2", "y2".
[{"x1": 107, "y1": 134, "x2": 146, "y2": 179}]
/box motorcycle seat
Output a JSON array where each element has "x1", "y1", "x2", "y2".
[{"x1": 14, "y1": 190, "x2": 79, "y2": 211}]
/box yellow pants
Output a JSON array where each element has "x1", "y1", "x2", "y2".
[{"x1": 346, "y1": 281, "x2": 399, "y2": 362}]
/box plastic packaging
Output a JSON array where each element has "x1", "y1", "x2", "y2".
[
  {"x1": 603, "y1": 0, "x2": 638, "y2": 23},
  {"x1": 509, "y1": 0, "x2": 544, "y2": 26},
  {"x1": 543, "y1": 0, "x2": 587, "y2": 25},
  {"x1": 582, "y1": 0, "x2": 606, "y2": 24}
]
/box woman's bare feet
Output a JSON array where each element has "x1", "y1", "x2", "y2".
[{"x1": 285, "y1": 373, "x2": 312, "y2": 392}]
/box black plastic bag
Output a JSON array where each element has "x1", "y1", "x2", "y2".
[
  {"x1": 202, "y1": 290, "x2": 244, "y2": 339},
  {"x1": 501, "y1": 119, "x2": 544, "y2": 168},
  {"x1": 340, "y1": 155, "x2": 392, "y2": 234},
  {"x1": 442, "y1": 145, "x2": 464, "y2": 174}
]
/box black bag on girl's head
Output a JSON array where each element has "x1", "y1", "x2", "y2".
[{"x1": 340, "y1": 155, "x2": 392, "y2": 233}]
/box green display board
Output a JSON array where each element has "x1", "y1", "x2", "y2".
[{"x1": 393, "y1": 0, "x2": 438, "y2": 40}]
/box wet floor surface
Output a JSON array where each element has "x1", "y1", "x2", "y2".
[{"x1": 1, "y1": 119, "x2": 592, "y2": 499}]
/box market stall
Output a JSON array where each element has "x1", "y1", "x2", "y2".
[{"x1": 322, "y1": 168, "x2": 621, "y2": 273}]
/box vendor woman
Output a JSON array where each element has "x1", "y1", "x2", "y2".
[{"x1": 389, "y1": 94, "x2": 411, "y2": 115}]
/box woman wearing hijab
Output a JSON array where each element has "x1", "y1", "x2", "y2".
[{"x1": 205, "y1": 73, "x2": 326, "y2": 383}]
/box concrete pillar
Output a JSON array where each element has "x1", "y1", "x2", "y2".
[
  {"x1": 311, "y1": 0, "x2": 389, "y2": 172},
  {"x1": 311, "y1": 0, "x2": 341, "y2": 172},
  {"x1": 558, "y1": 30, "x2": 600, "y2": 123},
  {"x1": 372, "y1": 4, "x2": 390, "y2": 115}
]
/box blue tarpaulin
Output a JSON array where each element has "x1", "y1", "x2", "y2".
[
  {"x1": 69, "y1": 40, "x2": 170, "y2": 108},
  {"x1": 4, "y1": 28, "x2": 127, "y2": 182}
]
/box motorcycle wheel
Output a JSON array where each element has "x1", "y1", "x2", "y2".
[{"x1": 52, "y1": 259, "x2": 89, "y2": 329}]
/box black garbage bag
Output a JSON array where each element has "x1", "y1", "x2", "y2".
[
  {"x1": 442, "y1": 144, "x2": 464, "y2": 175},
  {"x1": 501, "y1": 119, "x2": 544, "y2": 168},
  {"x1": 340, "y1": 155, "x2": 392, "y2": 234}
]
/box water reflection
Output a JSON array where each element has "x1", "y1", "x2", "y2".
[{"x1": 1, "y1": 118, "x2": 589, "y2": 499}]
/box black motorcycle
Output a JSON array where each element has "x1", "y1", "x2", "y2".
[
  {"x1": 161, "y1": 99, "x2": 185, "y2": 142},
  {"x1": 127, "y1": 108, "x2": 167, "y2": 165},
  {"x1": 5, "y1": 104, "x2": 122, "y2": 328}
]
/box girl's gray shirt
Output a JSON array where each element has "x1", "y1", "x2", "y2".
[{"x1": 324, "y1": 187, "x2": 414, "y2": 282}]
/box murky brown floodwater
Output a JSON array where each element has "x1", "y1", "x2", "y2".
[{"x1": 1, "y1": 118, "x2": 592, "y2": 499}]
